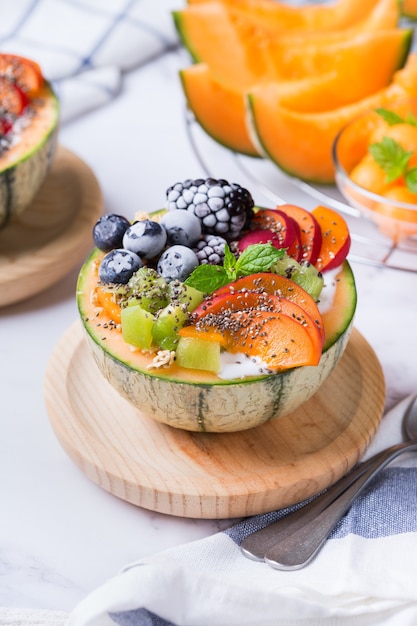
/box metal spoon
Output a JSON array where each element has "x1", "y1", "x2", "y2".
[{"x1": 241, "y1": 393, "x2": 417, "y2": 570}]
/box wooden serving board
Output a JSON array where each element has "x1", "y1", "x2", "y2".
[
  {"x1": 0, "y1": 145, "x2": 103, "y2": 307},
  {"x1": 44, "y1": 321, "x2": 385, "y2": 519}
]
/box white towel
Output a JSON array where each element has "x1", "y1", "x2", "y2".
[{"x1": 65, "y1": 395, "x2": 417, "y2": 626}]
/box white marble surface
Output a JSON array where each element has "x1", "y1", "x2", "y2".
[{"x1": 1, "y1": 47, "x2": 417, "y2": 613}]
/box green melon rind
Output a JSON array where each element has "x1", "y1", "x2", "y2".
[
  {"x1": 323, "y1": 261, "x2": 357, "y2": 351},
  {"x1": 77, "y1": 252, "x2": 356, "y2": 433},
  {"x1": 172, "y1": 11, "x2": 200, "y2": 62},
  {"x1": 0, "y1": 81, "x2": 60, "y2": 228}
]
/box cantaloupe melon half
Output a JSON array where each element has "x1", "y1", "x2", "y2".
[
  {"x1": 247, "y1": 54, "x2": 417, "y2": 184},
  {"x1": 174, "y1": 4, "x2": 411, "y2": 89},
  {"x1": 186, "y1": 0, "x2": 390, "y2": 33}
]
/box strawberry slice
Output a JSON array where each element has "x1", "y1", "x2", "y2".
[
  {"x1": 237, "y1": 228, "x2": 283, "y2": 252},
  {"x1": 0, "y1": 116, "x2": 13, "y2": 135},
  {"x1": 277, "y1": 203, "x2": 323, "y2": 265},
  {"x1": 0, "y1": 53, "x2": 43, "y2": 95},
  {"x1": 312, "y1": 205, "x2": 351, "y2": 272},
  {"x1": 0, "y1": 76, "x2": 28, "y2": 116}
]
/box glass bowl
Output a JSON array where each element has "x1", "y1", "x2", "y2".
[{"x1": 332, "y1": 98, "x2": 417, "y2": 242}]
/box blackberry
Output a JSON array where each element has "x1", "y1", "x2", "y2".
[
  {"x1": 166, "y1": 177, "x2": 254, "y2": 239},
  {"x1": 193, "y1": 234, "x2": 227, "y2": 265}
]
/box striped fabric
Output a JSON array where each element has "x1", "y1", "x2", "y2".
[{"x1": 0, "y1": 0, "x2": 180, "y2": 122}]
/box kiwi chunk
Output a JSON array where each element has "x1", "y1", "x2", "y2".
[
  {"x1": 273, "y1": 255, "x2": 324, "y2": 301},
  {"x1": 112, "y1": 266, "x2": 170, "y2": 313},
  {"x1": 169, "y1": 280, "x2": 204, "y2": 309},
  {"x1": 176, "y1": 336, "x2": 220, "y2": 373},
  {"x1": 152, "y1": 303, "x2": 191, "y2": 351},
  {"x1": 121, "y1": 305, "x2": 155, "y2": 349}
]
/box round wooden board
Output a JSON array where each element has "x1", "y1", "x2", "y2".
[
  {"x1": 44, "y1": 321, "x2": 385, "y2": 520},
  {"x1": 0, "y1": 145, "x2": 103, "y2": 307}
]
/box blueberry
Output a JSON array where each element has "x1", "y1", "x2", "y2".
[
  {"x1": 157, "y1": 245, "x2": 199, "y2": 282},
  {"x1": 159, "y1": 210, "x2": 202, "y2": 246},
  {"x1": 123, "y1": 220, "x2": 167, "y2": 259},
  {"x1": 93, "y1": 214, "x2": 131, "y2": 252},
  {"x1": 99, "y1": 248, "x2": 143, "y2": 284}
]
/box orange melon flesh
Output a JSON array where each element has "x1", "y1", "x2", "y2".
[
  {"x1": 174, "y1": 3, "x2": 261, "y2": 87},
  {"x1": 224, "y1": 0, "x2": 400, "y2": 42},
  {"x1": 186, "y1": 0, "x2": 387, "y2": 33},
  {"x1": 174, "y1": 4, "x2": 411, "y2": 89},
  {"x1": 247, "y1": 53, "x2": 417, "y2": 184},
  {"x1": 257, "y1": 29, "x2": 411, "y2": 84}
]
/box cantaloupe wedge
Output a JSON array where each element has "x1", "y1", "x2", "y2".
[
  {"x1": 179, "y1": 22, "x2": 411, "y2": 158},
  {"x1": 247, "y1": 53, "x2": 417, "y2": 184},
  {"x1": 186, "y1": 0, "x2": 390, "y2": 33},
  {"x1": 179, "y1": 63, "x2": 260, "y2": 156},
  {"x1": 174, "y1": 3, "x2": 411, "y2": 88},
  {"x1": 401, "y1": 0, "x2": 417, "y2": 18},
  {"x1": 187, "y1": 0, "x2": 400, "y2": 39}
]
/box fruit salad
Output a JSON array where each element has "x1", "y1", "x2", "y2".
[{"x1": 82, "y1": 178, "x2": 353, "y2": 381}]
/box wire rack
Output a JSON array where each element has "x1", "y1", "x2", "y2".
[{"x1": 185, "y1": 109, "x2": 417, "y2": 273}]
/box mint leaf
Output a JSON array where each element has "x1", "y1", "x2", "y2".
[
  {"x1": 184, "y1": 242, "x2": 286, "y2": 295},
  {"x1": 406, "y1": 113, "x2": 417, "y2": 128},
  {"x1": 184, "y1": 264, "x2": 229, "y2": 294},
  {"x1": 369, "y1": 137, "x2": 412, "y2": 183},
  {"x1": 235, "y1": 243, "x2": 285, "y2": 276},
  {"x1": 223, "y1": 243, "x2": 237, "y2": 280},
  {"x1": 375, "y1": 108, "x2": 404, "y2": 126},
  {"x1": 405, "y1": 167, "x2": 417, "y2": 194}
]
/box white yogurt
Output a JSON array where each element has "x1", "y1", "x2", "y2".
[
  {"x1": 317, "y1": 267, "x2": 339, "y2": 314},
  {"x1": 218, "y1": 351, "x2": 270, "y2": 380}
]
